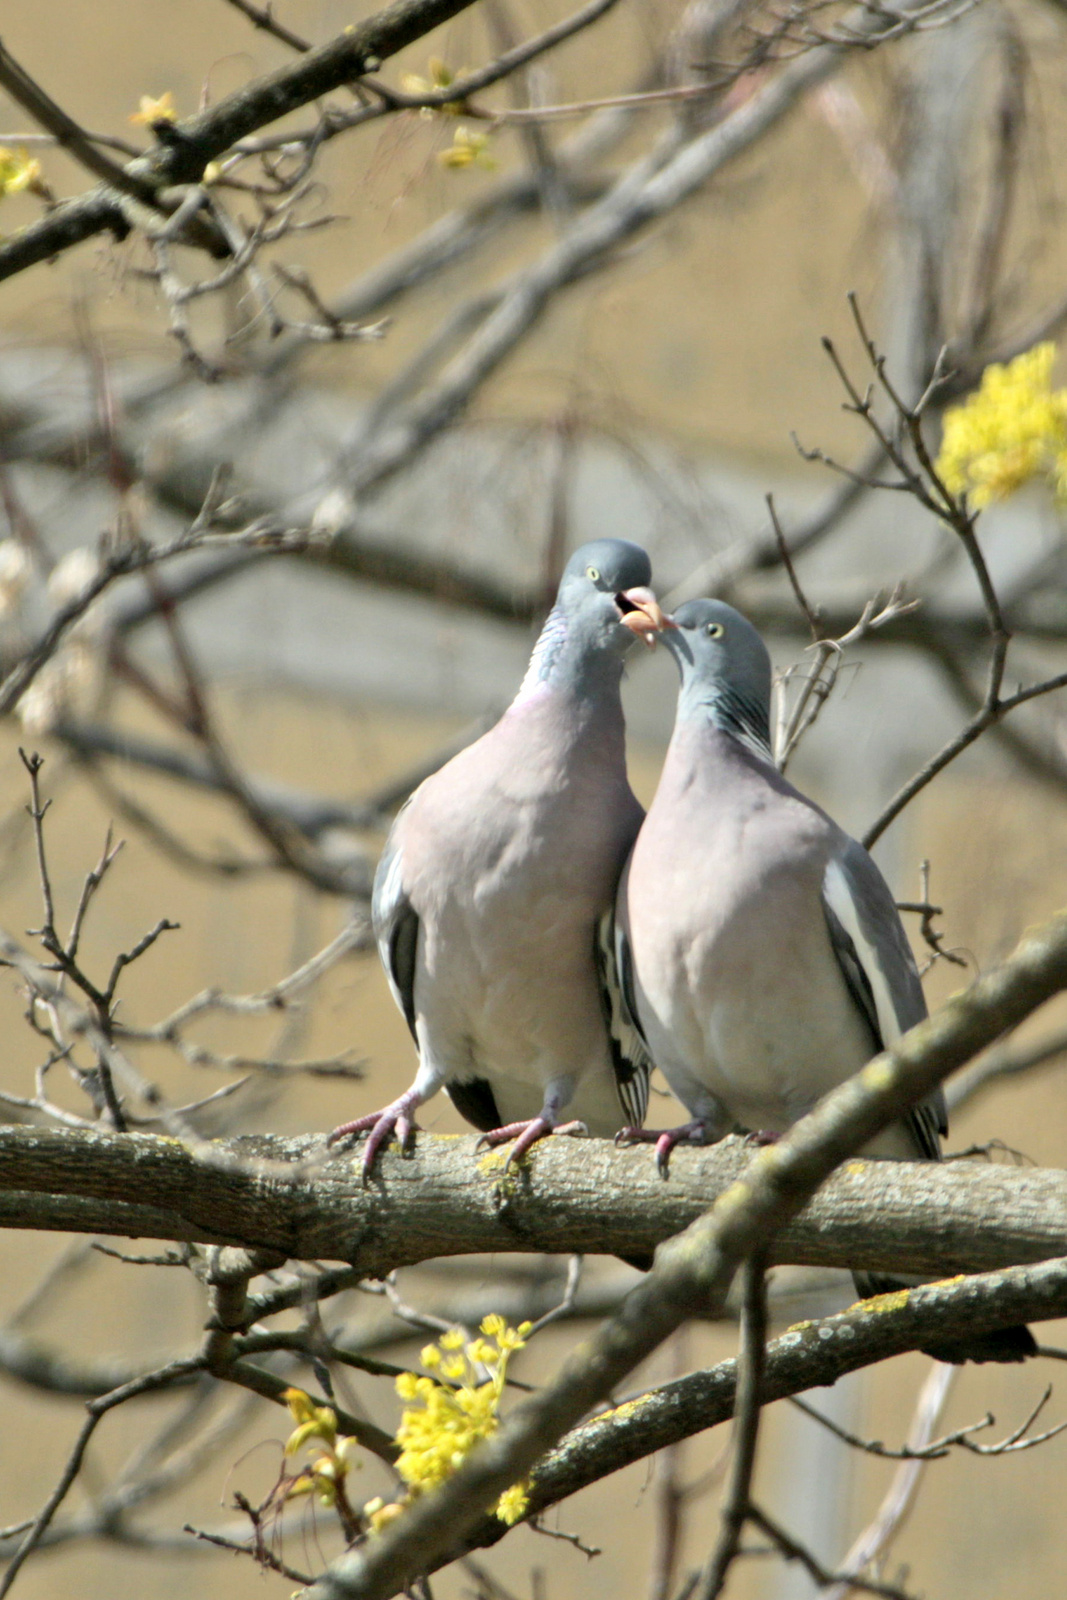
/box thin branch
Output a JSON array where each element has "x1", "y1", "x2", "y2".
[
  {"x1": 219, "y1": 0, "x2": 314, "y2": 52},
  {"x1": 524, "y1": 1255, "x2": 585, "y2": 1337},
  {"x1": 0, "y1": 39, "x2": 158, "y2": 204},
  {"x1": 184, "y1": 1521, "x2": 314, "y2": 1585},
  {"x1": 862, "y1": 661, "x2": 1067, "y2": 848},
  {"x1": 695, "y1": 1251, "x2": 768, "y2": 1598},
  {"x1": 745, "y1": 1505, "x2": 916, "y2": 1600},
  {"x1": 823, "y1": 1360, "x2": 956, "y2": 1599},
  {"x1": 0, "y1": 1357, "x2": 204, "y2": 1597},
  {"x1": 0, "y1": 521, "x2": 324, "y2": 717}
]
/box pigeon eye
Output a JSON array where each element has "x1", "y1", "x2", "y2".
[
  {"x1": 585, "y1": 565, "x2": 601, "y2": 582},
  {"x1": 705, "y1": 621, "x2": 724, "y2": 638}
]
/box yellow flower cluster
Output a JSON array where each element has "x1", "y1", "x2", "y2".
[
  {"x1": 130, "y1": 91, "x2": 178, "y2": 127},
  {"x1": 365, "y1": 1314, "x2": 532, "y2": 1532},
  {"x1": 936, "y1": 342, "x2": 1067, "y2": 507},
  {"x1": 0, "y1": 146, "x2": 43, "y2": 200},
  {"x1": 439, "y1": 126, "x2": 496, "y2": 171},
  {"x1": 401, "y1": 56, "x2": 468, "y2": 115},
  {"x1": 399, "y1": 56, "x2": 495, "y2": 170},
  {"x1": 282, "y1": 1388, "x2": 360, "y2": 1511}
]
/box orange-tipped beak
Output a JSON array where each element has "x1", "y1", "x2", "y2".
[{"x1": 617, "y1": 587, "x2": 674, "y2": 648}]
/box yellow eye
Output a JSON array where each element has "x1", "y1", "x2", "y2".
[
  {"x1": 705, "y1": 621, "x2": 724, "y2": 638},
  {"x1": 585, "y1": 565, "x2": 601, "y2": 582}
]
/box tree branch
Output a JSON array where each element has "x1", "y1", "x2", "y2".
[
  {"x1": 0, "y1": 1118, "x2": 1064, "y2": 1280},
  {"x1": 0, "y1": 0, "x2": 481, "y2": 282}
]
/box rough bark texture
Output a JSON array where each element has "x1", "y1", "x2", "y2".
[
  {"x1": 464, "y1": 1255, "x2": 1067, "y2": 1556},
  {"x1": 2, "y1": 1123, "x2": 1066, "y2": 1278}
]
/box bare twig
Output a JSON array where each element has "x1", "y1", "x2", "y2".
[
  {"x1": 0, "y1": 1357, "x2": 205, "y2": 1597},
  {"x1": 0, "y1": 521, "x2": 322, "y2": 718},
  {"x1": 823, "y1": 1360, "x2": 956, "y2": 1599},
  {"x1": 0, "y1": 39, "x2": 157, "y2": 204},
  {"x1": 863, "y1": 662, "x2": 1067, "y2": 848},
  {"x1": 744, "y1": 1505, "x2": 916, "y2": 1600},
  {"x1": 184, "y1": 1521, "x2": 314, "y2": 1585},
  {"x1": 898, "y1": 860, "x2": 967, "y2": 973},
  {"x1": 524, "y1": 1256, "x2": 585, "y2": 1337},
  {"x1": 219, "y1": 0, "x2": 314, "y2": 52},
  {"x1": 695, "y1": 1252, "x2": 768, "y2": 1599}
]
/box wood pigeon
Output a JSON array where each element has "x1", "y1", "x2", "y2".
[
  {"x1": 328, "y1": 539, "x2": 662, "y2": 1179},
  {"x1": 615, "y1": 597, "x2": 1035, "y2": 1362}
]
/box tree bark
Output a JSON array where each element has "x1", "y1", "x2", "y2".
[{"x1": 2, "y1": 1123, "x2": 1065, "y2": 1279}]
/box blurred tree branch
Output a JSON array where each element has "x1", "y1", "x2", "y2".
[{"x1": 0, "y1": 0, "x2": 482, "y2": 280}]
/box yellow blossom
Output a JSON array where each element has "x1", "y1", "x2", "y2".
[
  {"x1": 364, "y1": 1496, "x2": 405, "y2": 1532},
  {"x1": 497, "y1": 1483, "x2": 530, "y2": 1526},
  {"x1": 401, "y1": 57, "x2": 469, "y2": 117},
  {"x1": 130, "y1": 91, "x2": 177, "y2": 127},
  {"x1": 438, "y1": 126, "x2": 496, "y2": 171},
  {"x1": 283, "y1": 1386, "x2": 337, "y2": 1453},
  {"x1": 936, "y1": 342, "x2": 1067, "y2": 508},
  {"x1": 280, "y1": 1389, "x2": 360, "y2": 1513},
  {"x1": 0, "y1": 146, "x2": 42, "y2": 199},
  {"x1": 371, "y1": 1319, "x2": 532, "y2": 1529}
]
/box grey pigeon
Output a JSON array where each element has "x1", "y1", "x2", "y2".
[
  {"x1": 328, "y1": 539, "x2": 661, "y2": 1179},
  {"x1": 616, "y1": 597, "x2": 1034, "y2": 1362}
]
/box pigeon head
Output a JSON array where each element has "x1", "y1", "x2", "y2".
[
  {"x1": 518, "y1": 540, "x2": 668, "y2": 699},
  {"x1": 662, "y1": 598, "x2": 773, "y2": 757},
  {"x1": 557, "y1": 539, "x2": 669, "y2": 646}
]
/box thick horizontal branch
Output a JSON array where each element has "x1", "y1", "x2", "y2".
[{"x1": 1, "y1": 1124, "x2": 1065, "y2": 1281}]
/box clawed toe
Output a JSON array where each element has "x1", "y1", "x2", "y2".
[
  {"x1": 325, "y1": 1102, "x2": 422, "y2": 1184},
  {"x1": 613, "y1": 1120, "x2": 714, "y2": 1177},
  {"x1": 476, "y1": 1116, "x2": 588, "y2": 1168}
]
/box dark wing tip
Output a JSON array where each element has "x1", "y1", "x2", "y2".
[{"x1": 595, "y1": 910, "x2": 653, "y2": 1129}]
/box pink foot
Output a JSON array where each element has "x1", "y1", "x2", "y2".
[
  {"x1": 326, "y1": 1093, "x2": 422, "y2": 1184},
  {"x1": 744, "y1": 1129, "x2": 781, "y2": 1147},
  {"x1": 615, "y1": 1120, "x2": 715, "y2": 1178},
  {"x1": 476, "y1": 1117, "x2": 588, "y2": 1168}
]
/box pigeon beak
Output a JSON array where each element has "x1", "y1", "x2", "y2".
[{"x1": 616, "y1": 587, "x2": 674, "y2": 649}]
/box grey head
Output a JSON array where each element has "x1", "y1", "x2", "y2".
[
  {"x1": 521, "y1": 539, "x2": 667, "y2": 696},
  {"x1": 662, "y1": 598, "x2": 773, "y2": 758}
]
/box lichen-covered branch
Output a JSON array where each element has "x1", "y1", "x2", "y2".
[{"x1": 1, "y1": 1120, "x2": 1066, "y2": 1278}]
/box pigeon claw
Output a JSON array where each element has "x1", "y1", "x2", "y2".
[
  {"x1": 615, "y1": 1120, "x2": 715, "y2": 1178},
  {"x1": 326, "y1": 1097, "x2": 422, "y2": 1185},
  {"x1": 476, "y1": 1117, "x2": 588, "y2": 1169}
]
